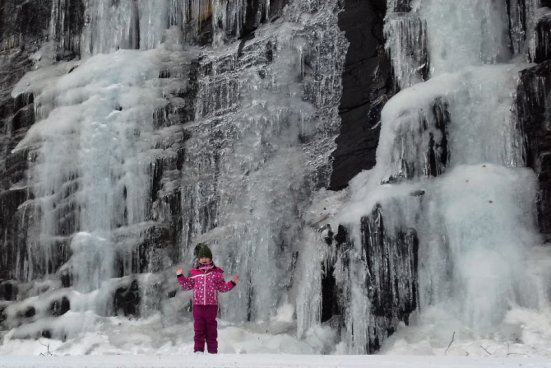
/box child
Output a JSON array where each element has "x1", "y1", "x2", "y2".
[{"x1": 176, "y1": 243, "x2": 239, "y2": 354}]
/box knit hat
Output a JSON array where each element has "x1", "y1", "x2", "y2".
[{"x1": 195, "y1": 243, "x2": 212, "y2": 260}]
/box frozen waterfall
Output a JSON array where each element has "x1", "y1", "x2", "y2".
[
  {"x1": 305, "y1": 0, "x2": 551, "y2": 354},
  {"x1": 2, "y1": 0, "x2": 551, "y2": 357},
  {"x1": 2, "y1": 0, "x2": 347, "y2": 343}
]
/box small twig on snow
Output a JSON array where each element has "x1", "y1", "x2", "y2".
[
  {"x1": 38, "y1": 340, "x2": 53, "y2": 356},
  {"x1": 445, "y1": 331, "x2": 455, "y2": 354},
  {"x1": 480, "y1": 345, "x2": 493, "y2": 355}
]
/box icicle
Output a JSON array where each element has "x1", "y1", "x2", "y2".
[
  {"x1": 80, "y1": 0, "x2": 171, "y2": 56},
  {"x1": 179, "y1": 0, "x2": 347, "y2": 324},
  {"x1": 384, "y1": 12, "x2": 429, "y2": 89}
]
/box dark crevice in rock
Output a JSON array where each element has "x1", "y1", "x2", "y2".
[
  {"x1": 516, "y1": 61, "x2": 551, "y2": 240},
  {"x1": 1, "y1": 0, "x2": 51, "y2": 283},
  {"x1": 23, "y1": 306, "x2": 35, "y2": 318},
  {"x1": 428, "y1": 99, "x2": 449, "y2": 176},
  {"x1": 0, "y1": 0, "x2": 52, "y2": 52},
  {"x1": 269, "y1": 0, "x2": 289, "y2": 20},
  {"x1": 506, "y1": 0, "x2": 527, "y2": 55},
  {"x1": 50, "y1": 0, "x2": 86, "y2": 60},
  {"x1": 114, "y1": 224, "x2": 175, "y2": 276},
  {"x1": 0, "y1": 281, "x2": 18, "y2": 301},
  {"x1": 534, "y1": 15, "x2": 551, "y2": 63},
  {"x1": 392, "y1": 0, "x2": 412, "y2": 13},
  {"x1": 151, "y1": 159, "x2": 164, "y2": 204},
  {"x1": 382, "y1": 97, "x2": 450, "y2": 184},
  {"x1": 361, "y1": 204, "x2": 419, "y2": 352},
  {"x1": 243, "y1": 0, "x2": 265, "y2": 38},
  {"x1": 325, "y1": 207, "x2": 418, "y2": 354},
  {"x1": 129, "y1": 0, "x2": 140, "y2": 50},
  {"x1": 113, "y1": 279, "x2": 141, "y2": 318},
  {"x1": 318, "y1": 224, "x2": 349, "y2": 337},
  {"x1": 321, "y1": 259, "x2": 340, "y2": 324},
  {"x1": 330, "y1": 0, "x2": 393, "y2": 190},
  {"x1": 49, "y1": 296, "x2": 70, "y2": 317}
]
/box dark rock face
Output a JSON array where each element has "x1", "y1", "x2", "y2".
[
  {"x1": 1, "y1": 0, "x2": 54, "y2": 284},
  {"x1": 321, "y1": 262, "x2": 339, "y2": 323},
  {"x1": 23, "y1": 306, "x2": 35, "y2": 318},
  {"x1": 427, "y1": 100, "x2": 449, "y2": 176},
  {"x1": 329, "y1": 0, "x2": 393, "y2": 190},
  {"x1": 361, "y1": 205, "x2": 418, "y2": 352},
  {"x1": 49, "y1": 0, "x2": 86, "y2": 60},
  {"x1": 506, "y1": 0, "x2": 528, "y2": 55},
  {"x1": 507, "y1": 0, "x2": 551, "y2": 61},
  {"x1": 113, "y1": 279, "x2": 141, "y2": 318},
  {"x1": 324, "y1": 0, "x2": 422, "y2": 351},
  {"x1": 269, "y1": 0, "x2": 289, "y2": 20},
  {"x1": 0, "y1": 281, "x2": 18, "y2": 301},
  {"x1": 0, "y1": 0, "x2": 52, "y2": 51},
  {"x1": 516, "y1": 60, "x2": 551, "y2": 240},
  {"x1": 321, "y1": 225, "x2": 348, "y2": 324},
  {"x1": 114, "y1": 224, "x2": 177, "y2": 276},
  {"x1": 321, "y1": 212, "x2": 418, "y2": 354},
  {"x1": 510, "y1": 0, "x2": 551, "y2": 240},
  {"x1": 0, "y1": 305, "x2": 7, "y2": 326},
  {"x1": 384, "y1": 97, "x2": 449, "y2": 183},
  {"x1": 49, "y1": 296, "x2": 70, "y2": 317},
  {"x1": 534, "y1": 14, "x2": 551, "y2": 63},
  {"x1": 393, "y1": 0, "x2": 412, "y2": 13}
]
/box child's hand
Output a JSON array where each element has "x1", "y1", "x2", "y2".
[
  {"x1": 176, "y1": 268, "x2": 184, "y2": 276},
  {"x1": 231, "y1": 275, "x2": 239, "y2": 284}
]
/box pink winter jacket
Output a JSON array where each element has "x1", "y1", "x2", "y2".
[{"x1": 177, "y1": 264, "x2": 235, "y2": 305}]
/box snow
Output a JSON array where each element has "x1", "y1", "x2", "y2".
[
  {"x1": 1, "y1": 312, "x2": 551, "y2": 366},
  {"x1": 1, "y1": 354, "x2": 550, "y2": 368}
]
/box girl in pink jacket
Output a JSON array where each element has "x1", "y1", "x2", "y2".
[{"x1": 176, "y1": 243, "x2": 239, "y2": 354}]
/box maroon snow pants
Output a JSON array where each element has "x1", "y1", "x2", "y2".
[{"x1": 193, "y1": 305, "x2": 218, "y2": 353}]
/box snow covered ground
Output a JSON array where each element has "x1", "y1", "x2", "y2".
[
  {"x1": 2, "y1": 308, "x2": 551, "y2": 367},
  {"x1": 1, "y1": 354, "x2": 551, "y2": 368}
]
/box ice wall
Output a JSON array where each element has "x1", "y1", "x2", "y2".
[
  {"x1": 78, "y1": 0, "x2": 276, "y2": 55},
  {"x1": 11, "y1": 48, "x2": 167, "y2": 294},
  {"x1": 176, "y1": 0, "x2": 347, "y2": 322},
  {"x1": 4, "y1": 0, "x2": 551, "y2": 355},
  {"x1": 1, "y1": 0, "x2": 347, "y2": 343},
  {"x1": 313, "y1": 0, "x2": 551, "y2": 354}
]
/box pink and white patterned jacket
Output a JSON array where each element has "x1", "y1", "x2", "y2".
[{"x1": 177, "y1": 264, "x2": 235, "y2": 305}]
